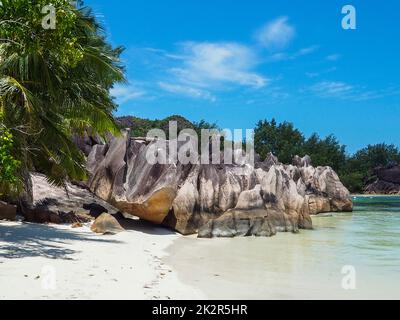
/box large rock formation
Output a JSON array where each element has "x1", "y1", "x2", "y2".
[
  {"x1": 86, "y1": 133, "x2": 353, "y2": 238},
  {"x1": 21, "y1": 173, "x2": 120, "y2": 224},
  {"x1": 365, "y1": 165, "x2": 400, "y2": 195}
]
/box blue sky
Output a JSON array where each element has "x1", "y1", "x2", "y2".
[{"x1": 85, "y1": 0, "x2": 400, "y2": 153}]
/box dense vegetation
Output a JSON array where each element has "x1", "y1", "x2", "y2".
[
  {"x1": 254, "y1": 119, "x2": 347, "y2": 170},
  {"x1": 0, "y1": 0, "x2": 124, "y2": 199},
  {"x1": 116, "y1": 115, "x2": 219, "y2": 139},
  {"x1": 117, "y1": 115, "x2": 400, "y2": 193},
  {"x1": 254, "y1": 119, "x2": 400, "y2": 193},
  {"x1": 339, "y1": 144, "x2": 400, "y2": 192},
  {"x1": 0, "y1": 1, "x2": 397, "y2": 199}
]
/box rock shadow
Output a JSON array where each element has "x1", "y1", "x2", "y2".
[{"x1": 0, "y1": 222, "x2": 122, "y2": 260}]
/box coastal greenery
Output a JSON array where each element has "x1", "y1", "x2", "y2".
[
  {"x1": 254, "y1": 119, "x2": 346, "y2": 170},
  {"x1": 0, "y1": 0, "x2": 124, "y2": 198},
  {"x1": 340, "y1": 144, "x2": 400, "y2": 192},
  {"x1": 116, "y1": 115, "x2": 400, "y2": 193},
  {"x1": 253, "y1": 119, "x2": 400, "y2": 193},
  {"x1": 0, "y1": 0, "x2": 397, "y2": 198},
  {"x1": 117, "y1": 115, "x2": 219, "y2": 139},
  {"x1": 0, "y1": 111, "x2": 21, "y2": 197}
]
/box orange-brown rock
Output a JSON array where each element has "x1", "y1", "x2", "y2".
[{"x1": 91, "y1": 213, "x2": 124, "y2": 234}]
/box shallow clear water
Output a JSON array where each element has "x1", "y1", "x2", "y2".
[{"x1": 165, "y1": 196, "x2": 400, "y2": 300}]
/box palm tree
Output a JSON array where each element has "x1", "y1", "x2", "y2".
[{"x1": 0, "y1": 0, "x2": 125, "y2": 200}]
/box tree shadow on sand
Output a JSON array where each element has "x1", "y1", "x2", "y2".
[{"x1": 0, "y1": 223, "x2": 123, "y2": 260}]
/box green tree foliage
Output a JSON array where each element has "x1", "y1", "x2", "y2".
[
  {"x1": 0, "y1": 0, "x2": 125, "y2": 197},
  {"x1": 254, "y1": 119, "x2": 346, "y2": 169},
  {"x1": 254, "y1": 119, "x2": 400, "y2": 193},
  {"x1": 303, "y1": 134, "x2": 347, "y2": 170},
  {"x1": 117, "y1": 115, "x2": 219, "y2": 139},
  {"x1": 254, "y1": 119, "x2": 304, "y2": 164},
  {"x1": 340, "y1": 144, "x2": 400, "y2": 193},
  {"x1": 193, "y1": 119, "x2": 219, "y2": 138},
  {"x1": 0, "y1": 110, "x2": 21, "y2": 197},
  {"x1": 347, "y1": 144, "x2": 400, "y2": 171}
]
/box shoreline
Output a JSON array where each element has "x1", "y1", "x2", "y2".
[
  {"x1": 2, "y1": 192, "x2": 400, "y2": 300},
  {"x1": 163, "y1": 212, "x2": 400, "y2": 300},
  {"x1": 351, "y1": 194, "x2": 400, "y2": 197},
  {"x1": 0, "y1": 220, "x2": 204, "y2": 300}
]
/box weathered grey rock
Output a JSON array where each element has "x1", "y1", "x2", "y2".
[
  {"x1": 87, "y1": 134, "x2": 352, "y2": 238},
  {"x1": 73, "y1": 132, "x2": 103, "y2": 156},
  {"x1": 297, "y1": 163, "x2": 353, "y2": 214},
  {"x1": 293, "y1": 155, "x2": 312, "y2": 167},
  {"x1": 22, "y1": 173, "x2": 120, "y2": 224},
  {"x1": 88, "y1": 132, "x2": 189, "y2": 225},
  {"x1": 0, "y1": 201, "x2": 17, "y2": 221},
  {"x1": 91, "y1": 213, "x2": 124, "y2": 234},
  {"x1": 198, "y1": 210, "x2": 277, "y2": 238},
  {"x1": 365, "y1": 180, "x2": 400, "y2": 195},
  {"x1": 365, "y1": 165, "x2": 400, "y2": 195},
  {"x1": 256, "y1": 152, "x2": 280, "y2": 171},
  {"x1": 376, "y1": 165, "x2": 400, "y2": 184}
]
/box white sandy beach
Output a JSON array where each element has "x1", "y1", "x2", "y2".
[
  {"x1": 0, "y1": 220, "x2": 204, "y2": 300},
  {"x1": 2, "y1": 204, "x2": 400, "y2": 300}
]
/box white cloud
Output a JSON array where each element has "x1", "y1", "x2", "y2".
[
  {"x1": 307, "y1": 81, "x2": 400, "y2": 101},
  {"x1": 159, "y1": 82, "x2": 216, "y2": 102},
  {"x1": 110, "y1": 84, "x2": 146, "y2": 104},
  {"x1": 353, "y1": 86, "x2": 400, "y2": 102},
  {"x1": 269, "y1": 45, "x2": 319, "y2": 62},
  {"x1": 326, "y1": 54, "x2": 341, "y2": 61},
  {"x1": 297, "y1": 45, "x2": 319, "y2": 56},
  {"x1": 255, "y1": 17, "x2": 295, "y2": 50},
  {"x1": 305, "y1": 67, "x2": 337, "y2": 78},
  {"x1": 268, "y1": 52, "x2": 291, "y2": 62},
  {"x1": 170, "y1": 42, "x2": 268, "y2": 89},
  {"x1": 309, "y1": 81, "x2": 354, "y2": 98}
]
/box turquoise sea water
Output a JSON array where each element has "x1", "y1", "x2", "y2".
[
  {"x1": 165, "y1": 196, "x2": 400, "y2": 300},
  {"x1": 342, "y1": 196, "x2": 400, "y2": 273}
]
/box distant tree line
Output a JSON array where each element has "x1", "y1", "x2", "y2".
[
  {"x1": 117, "y1": 115, "x2": 400, "y2": 194},
  {"x1": 116, "y1": 115, "x2": 219, "y2": 140},
  {"x1": 254, "y1": 119, "x2": 400, "y2": 193}
]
